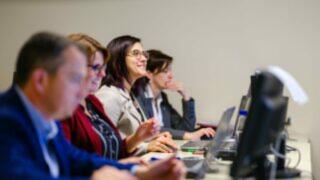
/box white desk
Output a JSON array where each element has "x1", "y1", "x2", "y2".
[{"x1": 142, "y1": 136, "x2": 313, "y2": 179}]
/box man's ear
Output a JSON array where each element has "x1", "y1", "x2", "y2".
[{"x1": 30, "y1": 69, "x2": 49, "y2": 94}]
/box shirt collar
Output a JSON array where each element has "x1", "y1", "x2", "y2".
[
  {"x1": 15, "y1": 85, "x2": 58, "y2": 140},
  {"x1": 145, "y1": 84, "x2": 163, "y2": 102},
  {"x1": 144, "y1": 84, "x2": 154, "y2": 98}
]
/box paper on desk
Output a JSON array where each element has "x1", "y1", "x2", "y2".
[{"x1": 264, "y1": 66, "x2": 309, "y2": 105}]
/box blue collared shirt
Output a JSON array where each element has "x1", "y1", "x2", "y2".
[{"x1": 15, "y1": 86, "x2": 60, "y2": 178}]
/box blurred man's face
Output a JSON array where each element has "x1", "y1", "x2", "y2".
[{"x1": 43, "y1": 45, "x2": 87, "y2": 120}]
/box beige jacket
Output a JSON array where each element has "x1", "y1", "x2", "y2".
[{"x1": 95, "y1": 85, "x2": 147, "y2": 138}]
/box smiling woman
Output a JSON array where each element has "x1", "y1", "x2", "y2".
[
  {"x1": 96, "y1": 35, "x2": 149, "y2": 135},
  {"x1": 95, "y1": 35, "x2": 178, "y2": 153}
]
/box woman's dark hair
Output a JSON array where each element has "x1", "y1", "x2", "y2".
[
  {"x1": 146, "y1": 49, "x2": 173, "y2": 73},
  {"x1": 133, "y1": 49, "x2": 173, "y2": 95},
  {"x1": 101, "y1": 35, "x2": 141, "y2": 88}
]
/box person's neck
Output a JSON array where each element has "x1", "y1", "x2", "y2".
[
  {"x1": 81, "y1": 98, "x2": 90, "y2": 116},
  {"x1": 80, "y1": 99, "x2": 86, "y2": 107},
  {"x1": 123, "y1": 76, "x2": 137, "y2": 93},
  {"x1": 21, "y1": 86, "x2": 54, "y2": 121},
  {"x1": 150, "y1": 82, "x2": 161, "y2": 99}
]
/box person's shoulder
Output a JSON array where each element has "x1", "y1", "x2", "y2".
[
  {"x1": 0, "y1": 104, "x2": 28, "y2": 134},
  {"x1": 0, "y1": 88, "x2": 24, "y2": 118},
  {"x1": 0, "y1": 88, "x2": 34, "y2": 130},
  {"x1": 0, "y1": 106, "x2": 21, "y2": 120},
  {"x1": 0, "y1": 87, "x2": 16, "y2": 104},
  {"x1": 95, "y1": 85, "x2": 128, "y2": 104},
  {"x1": 95, "y1": 85, "x2": 121, "y2": 99}
]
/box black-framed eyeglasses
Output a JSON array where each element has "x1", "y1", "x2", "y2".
[
  {"x1": 88, "y1": 64, "x2": 106, "y2": 73},
  {"x1": 127, "y1": 50, "x2": 149, "y2": 59}
]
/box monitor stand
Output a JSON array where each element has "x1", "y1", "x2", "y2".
[
  {"x1": 248, "y1": 134, "x2": 301, "y2": 179},
  {"x1": 275, "y1": 136, "x2": 301, "y2": 178}
]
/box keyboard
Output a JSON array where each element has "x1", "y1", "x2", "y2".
[
  {"x1": 216, "y1": 140, "x2": 237, "y2": 161},
  {"x1": 221, "y1": 140, "x2": 237, "y2": 151},
  {"x1": 180, "y1": 140, "x2": 210, "y2": 151}
]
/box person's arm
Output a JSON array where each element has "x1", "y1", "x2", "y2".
[
  {"x1": 146, "y1": 134, "x2": 178, "y2": 153},
  {"x1": 60, "y1": 132, "x2": 135, "y2": 175},
  {"x1": 160, "y1": 127, "x2": 186, "y2": 139},
  {"x1": 162, "y1": 93, "x2": 196, "y2": 132},
  {"x1": 161, "y1": 94, "x2": 215, "y2": 140},
  {"x1": 164, "y1": 81, "x2": 196, "y2": 131},
  {"x1": 65, "y1": 134, "x2": 186, "y2": 179},
  {"x1": 91, "y1": 166, "x2": 136, "y2": 180},
  {"x1": 135, "y1": 155, "x2": 186, "y2": 180},
  {"x1": 180, "y1": 97, "x2": 197, "y2": 130},
  {"x1": 125, "y1": 134, "x2": 141, "y2": 153}
]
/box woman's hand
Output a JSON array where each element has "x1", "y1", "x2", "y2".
[
  {"x1": 135, "y1": 155, "x2": 186, "y2": 180},
  {"x1": 147, "y1": 134, "x2": 178, "y2": 153},
  {"x1": 157, "y1": 131, "x2": 172, "y2": 139},
  {"x1": 183, "y1": 128, "x2": 215, "y2": 140},
  {"x1": 126, "y1": 118, "x2": 160, "y2": 153},
  {"x1": 134, "y1": 118, "x2": 160, "y2": 142},
  {"x1": 166, "y1": 81, "x2": 190, "y2": 101}
]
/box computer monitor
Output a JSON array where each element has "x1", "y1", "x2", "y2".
[
  {"x1": 231, "y1": 71, "x2": 282, "y2": 140},
  {"x1": 230, "y1": 72, "x2": 299, "y2": 179},
  {"x1": 230, "y1": 96, "x2": 288, "y2": 178}
]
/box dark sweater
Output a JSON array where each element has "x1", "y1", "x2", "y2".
[{"x1": 61, "y1": 94, "x2": 128, "y2": 159}]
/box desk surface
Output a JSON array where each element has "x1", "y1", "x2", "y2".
[{"x1": 142, "y1": 135, "x2": 313, "y2": 179}]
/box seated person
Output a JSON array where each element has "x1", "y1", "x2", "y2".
[
  {"x1": 133, "y1": 49, "x2": 215, "y2": 140},
  {"x1": 61, "y1": 34, "x2": 160, "y2": 161},
  {"x1": 0, "y1": 32, "x2": 185, "y2": 179},
  {"x1": 95, "y1": 35, "x2": 177, "y2": 153}
]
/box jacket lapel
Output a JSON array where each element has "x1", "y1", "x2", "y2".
[
  {"x1": 118, "y1": 88, "x2": 145, "y2": 123},
  {"x1": 135, "y1": 93, "x2": 154, "y2": 119},
  {"x1": 160, "y1": 93, "x2": 172, "y2": 127},
  {"x1": 51, "y1": 134, "x2": 70, "y2": 176}
]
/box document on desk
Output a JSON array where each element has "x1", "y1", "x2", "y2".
[{"x1": 265, "y1": 66, "x2": 309, "y2": 105}]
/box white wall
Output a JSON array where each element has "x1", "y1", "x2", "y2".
[{"x1": 0, "y1": 0, "x2": 319, "y2": 179}]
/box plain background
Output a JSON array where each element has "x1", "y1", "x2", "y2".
[{"x1": 0, "y1": 0, "x2": 318, "y2": 179}]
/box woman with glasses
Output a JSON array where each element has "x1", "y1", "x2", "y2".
[
  {"x1": 61, "y1": 34, "x2": 160, "y2": 162},
  {"x1": 133, "y1": 49, "x2": 215, "y2": 140},
  {"x1": 95, "y1": 35, "x2": 178, "y2": 153}
]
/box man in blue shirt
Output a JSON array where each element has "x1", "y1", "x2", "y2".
[{"x1": 0, "y1": 32, "x2": 185, "y2": 179}]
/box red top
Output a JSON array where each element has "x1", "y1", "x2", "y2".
[{"x1": 61, "y1": 94, "x2": 128, "y2": 159}]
